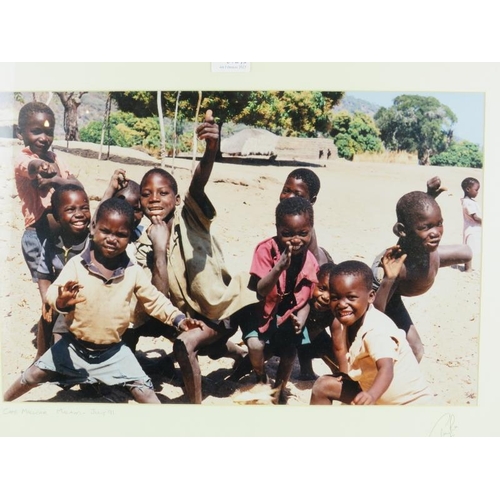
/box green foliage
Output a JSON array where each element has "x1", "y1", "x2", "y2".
[
  {"x1": 330, "y1": 111, "x2": 383, "y2": 160},
  {"x1": 374, "y1": 95, "x2": 457, "y2": 165},
  {"x1": 430, "y1": 141, "x2": 483, "y2": 168},
  {"x1": 79, "y1": 111, "x2": 194, "y2": 156},
  {"x1": 111, "y1": 91, "x2": 344, "y2": 138}
]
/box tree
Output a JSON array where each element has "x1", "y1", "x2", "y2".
[
  {"x1": 330, "y1": 111, "x2": 383, "y2": 160},
  {"x1": 374, "y1": 95, "x2": 457, "y2": 165},
  {"x1": 56, "y1": 92, "x2": 87, "y2": 141},
  {"x1": 430, "y1": 141, "x2": 483, "y2": 168},
  {"x1": 111, "y1": 91, "x2": 344, "y2": 156}
]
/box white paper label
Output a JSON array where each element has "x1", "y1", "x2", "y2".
[{"x1": 211, "y1": 62, "x2": 251, "y2": 73}]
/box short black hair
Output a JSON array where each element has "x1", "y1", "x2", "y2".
[
  {"x1": 461, "y1": 177, "x2": 480, "y2": 192},
  {"x1": 396, "y1": 191, "x2": 440, "y2": 227},
  {"x1": 287, "y1": 168, "x2": 321, "y2": 200},
  {"x1": 329, "y1": 260, "x2": 373, "y2": 291},
  {"x1": 18, "y1": 102, "x2": 55, "y2": 130},
  {"x1": 140, "y1": 168, "x2": 178, "y2": 195},
  {"x1": 95, "y1": 197, "x2": 134, "y2": 230},
  {"x1": 275, "y1": 196, "x2": 314, "y2": 227},
  {"x1": 317, "y1": 262, "x2": 336, "y2": 280},
  {"x1": 51, "y1": 184, "x2": 88, "y2": 217}
]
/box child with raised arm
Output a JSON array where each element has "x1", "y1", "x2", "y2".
[
  {"x1": 460, "y1": 177, "x2": 482, "y2": 271},
  {"x1": 4, "y1": 198, "x2": 201, "y2": 404},
  {"x1": 35, "y1": 184, "x2": 91, "y2": 359},
  {"x1": 372, "y1": 191, "x2": 472, "y2": 362},
  {"x1": 14, "y1": 102, "x2": 82, "y2": 282},
  {"x1": 241, "y1": 196, "x2": 319, "y2": 403},
  {"x1": 133, "y1": 110, "x2": 257, "y2": 404},
  {"x1": 310, "y1": 260, "x2": 433, "y2": 405}
]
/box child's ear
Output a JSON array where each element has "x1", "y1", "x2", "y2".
[
  {"x1": 393, "y1": 222, "x2": 406, "y2": 237},
  {"x1": 90, "y1": 219, "x2": 96, "y2": 237},
  {"x1": 368, "y1": 289, "x2": 376, "y2": 304},
  {"x1": 175, "y1": 194, "x2": 181, "y2": 206},
  {"x1": 310, "y1": 195, "x2": 317, "y2": 205},
  {"x1": 15, "y1": 126, "x2": 23, "y2": 141}
]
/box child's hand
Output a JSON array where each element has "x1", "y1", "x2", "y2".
[
  {"x1": 42, "y1": 302, "x2": 53, "y2": 323},
  {"x1": 290, "y1": 313, "x2": 305, "y2": 334},
  {"x1": 178, "y1": 318, "x2": 204, "y2": 331},
  {"x1": 196, "y1": 110, "x2": 219, "y2": 153},
  {"x1": 56, "y1": 281, "x2": 85, "y2": 310},
  {"x1": 381, "y1": 245, "x2": 407, "y2": 280},
  {"x1": 352, "y1": 391, "x2": 376, "y2": 405},
  {"x1": 110, "y1": 169, "x2": 128, "y2": 192},
  {"x1": 28, "y1": 160, "x2": 55, "y2": 178},
  {"x1": 427, "y1": 176, "x2": 447, "y2": 198},
  {"x1": 147, "y1": 215, "x2": 170, "y2": 252},
  {"x1": 276, "y1": 242, "x2": 292, "y2": 272}
]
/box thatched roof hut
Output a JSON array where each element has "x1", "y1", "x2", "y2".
[{"x1": 221, "y1": 128, "x2": 279, "y2": 156}]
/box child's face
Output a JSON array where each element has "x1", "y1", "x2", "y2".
[
  {"x1": 56, "y1": 190, "x2": 91, "y2": 236},
  {"x1": 280, "y1": 177, "x2": 313, "y2": 203},
  {"x1": 118, "y1": 192, "x2": 143, "y2": 228},
  {"x1": 18, "y1": 112, "x2": 55, "y2": 157},
  {"x1": 406, "y1": 205, "x2": 444, "y2": 252},
  {"x1": 140, "y1": 173, "x2": 180, "y2": 221},
  {"x1": 276, "y1": 213, "x2": 313, "y2": 256},
  {"x1": 311, "y1": 272, "x2": 331, "y2": 312},
  {"x1": 93, "y1": 211, "x2": 131, "y2": 261},
  {"x1": 466, "y1": 182, "x2": 480, "y2": 199},
  {"x1": 329, "y1": 274, "x2": 375, "y2": 328}
]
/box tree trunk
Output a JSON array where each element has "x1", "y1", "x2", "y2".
[
  {"x1": 192, "y1": 91, "x2": 202, "y2": 174},
  {"x1": 216, "y1": 120, "x2": 224, "y2": 161},
  {"x1": 172, "y1": 91, "x2": 181, "y2": 173},
  {"x1": 56, "y1": 92, "x2": 87, "y2": 141},
  {"x1": 157, "y1": 91, "x2": 166, "y2": 169}
]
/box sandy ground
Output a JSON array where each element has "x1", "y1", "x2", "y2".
[{"x1": 0, "y1": 139, "x2": 481, "y2": 405}]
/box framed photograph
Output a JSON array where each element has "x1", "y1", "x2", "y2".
[{"x1": 0, "y1": 62, "x2": 498, "y2": 436}]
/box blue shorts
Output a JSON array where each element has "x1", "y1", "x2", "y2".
[
  {"x1": 35, "y1": 333, "x2": 153, "y2": 390},
  {"x1": 21, "y1": 224, "x2": 49, "y2": 283}
]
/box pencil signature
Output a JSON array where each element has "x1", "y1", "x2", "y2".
[{"x1": 429, "y1": 413, "x2": 457, "y2": 437}]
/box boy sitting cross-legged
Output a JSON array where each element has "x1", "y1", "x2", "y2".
[{"x1": 4, "y1": 198, "x2": 202, "y2": 404}]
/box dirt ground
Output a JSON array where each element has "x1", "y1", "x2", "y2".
[{"x1": 0, "y1": 139, "x2": 482, "y2": 405}]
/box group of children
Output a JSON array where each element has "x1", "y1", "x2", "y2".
[{"x1": 4, "y1": 101, "x2": 481, "y2": 405}]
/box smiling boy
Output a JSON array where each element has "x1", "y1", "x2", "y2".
[{"x1": 310, "y1": 260, "x2": 434, "y2": 405}]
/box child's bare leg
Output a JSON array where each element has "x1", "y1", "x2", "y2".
[
  {"x1": 407, "y1": 326, "x2": 424, "y2": 362},
  {"x1": 35, "y1": 316, "x2": 52, "y2": 361},
  {"x1": 297, "y1": 346, "x2": 317, "y2": 380},
  {"x1": 129, "y1": 384, "x2": 160, "y2": 403},
  {"x1": 174, "y1": 323, "x2": 222, "y2": 404},
  {"x1": 310, "y1": 375, "x2": 344, "y2": 404},
  {"x1": 4, "y1": 365, "x2": 52, "y2": 401},
  {"x1": 246, "y1": 337, "x2": 267, "y2": 383},
  {"x1": 274, "y1": 344, "x2": 296, "y2": 404}
]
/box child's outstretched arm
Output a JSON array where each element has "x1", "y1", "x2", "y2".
[
  {"x1": 373, "y1": 245, "x2": 406, "y2": 312},
  {"x1": 255, "y1": 242, "x2": 292, "y2": 299},
  {"x1": 352, "y1": 358, "x2": 394, "y2": 405},
  {"x1": 101, "y1": 169, "x2": 128, "y2": 202},
  {"x1": 438, "y1": 244, "x2": 473, "y2": 268},
  {"x1": 331, "y1": 318, "x2": 348, "y2": 373},
  {"x1": 189, "y1": 110, "x2": 219, "y2": 210}
]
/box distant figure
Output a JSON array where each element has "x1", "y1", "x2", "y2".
[
  {"x1": 460, "y1": 177, "x2": 482, "y2": 271},
  {"x1": 327, "y1": 149, "x2": 331, "y2": 160},
  {"x1": 318, "y1": 149, "x2": 324, "y2": 159}
]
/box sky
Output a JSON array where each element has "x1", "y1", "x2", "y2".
[{"x1": 346, "y1": 91, "x2": 485, "y2": 148}]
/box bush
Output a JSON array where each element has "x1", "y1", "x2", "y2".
[{"x1": 430, "y1": 141, "x2": 483, "y2": 168}]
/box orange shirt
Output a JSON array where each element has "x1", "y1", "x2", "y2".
[{"x1": 14, "y1": 148, "x2": 72, "y2": 228}]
